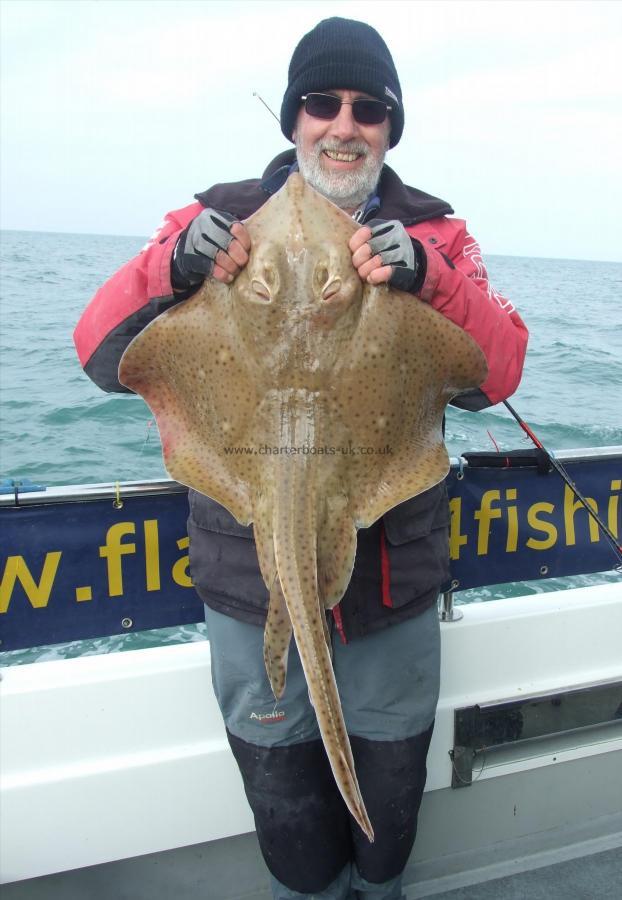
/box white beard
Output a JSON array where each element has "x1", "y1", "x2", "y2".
[{"x1": 295, "y1": 137, "x2": 387, "y2": 210}]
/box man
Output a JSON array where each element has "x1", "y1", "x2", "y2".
[{"x1": 75, "y1": 17, "x2": 528, "y2": 900}]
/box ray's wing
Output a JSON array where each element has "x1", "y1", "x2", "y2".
[
  {"x1": 118, "y1": 279, "x2": 260, "y2": 524},
  {"x1": 333, "y1": 283, "x2": 488, "y2": 528}
]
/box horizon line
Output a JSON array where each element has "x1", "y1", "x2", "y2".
[{"x1": 1, "y1": 226, "x2": 620, "y2": 266}]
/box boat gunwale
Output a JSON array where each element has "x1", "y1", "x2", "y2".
[{"x1": 2, "y1": 445, "x2": 620, "y2": 507}]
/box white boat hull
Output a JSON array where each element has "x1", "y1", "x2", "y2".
[{"x1": 1, "y1": 583, "x2": 621, "y2": 895}]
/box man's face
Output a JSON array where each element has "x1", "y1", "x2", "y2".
[{"x1": 293, "y1": 89, "x2": 391, "y2": 212}]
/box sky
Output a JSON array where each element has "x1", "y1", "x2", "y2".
[{"x1": 1, "y1": 0, "x2": 621, "y2": 261}]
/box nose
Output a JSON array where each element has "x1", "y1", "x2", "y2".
[{"x1": 327, "y1": 102, "x2": 358, "y2": 142}]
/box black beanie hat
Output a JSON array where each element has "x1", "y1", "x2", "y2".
[{"x1": 281, "y1": 18, "x2": 404, "y2": 149}]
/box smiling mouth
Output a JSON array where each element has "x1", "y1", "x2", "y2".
[{"x1": 322, "y1": 149, "x2": 362, "y2": 163}]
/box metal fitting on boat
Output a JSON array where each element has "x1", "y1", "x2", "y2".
[{"x1": 439, "y1": 588, "x2": 463, "y2": 622}]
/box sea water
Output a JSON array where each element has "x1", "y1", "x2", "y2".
[{"x1": 1, "y1": 229, "x2": 621, "y2": 663}]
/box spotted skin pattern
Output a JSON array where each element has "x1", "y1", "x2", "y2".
[{"x1": 119, "y1": 175, "x2": 487, "y2": 842}]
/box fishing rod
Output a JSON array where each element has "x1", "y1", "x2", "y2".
[
  {"x1": 503, "y1": 400, "x2": 622, "y2": 569},
  {"x1": 253, "y1": 92, "x2": 281, "y2": 125}
]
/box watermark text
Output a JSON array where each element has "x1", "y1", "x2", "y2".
[{"x1": 223, "y1": 443, "x2": 393, "y2": 457}]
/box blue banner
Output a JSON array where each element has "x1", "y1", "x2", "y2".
[
  {"x1": 1, "y1": 452, "x2": 620, "y2": 651},
  {"x1": 446, "y1": 454, "x2": 620, "y2": 590},
  {"x1": 0, "y1": 492, "x2": 197, "y2": 652}
]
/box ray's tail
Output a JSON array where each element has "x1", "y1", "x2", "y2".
[{"x1": 272, "y1": 454, "x2": 374, "y2": 842}]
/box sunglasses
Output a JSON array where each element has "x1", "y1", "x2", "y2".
[{"x1": 301, "y1": 93, "x2": 392, "y2": 126}]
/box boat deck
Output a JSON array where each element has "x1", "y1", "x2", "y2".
[
  {"x1": 1, "y1": 831, "x2": 620, "y2": 899},
  {"x1": 425, "y1": 846, "x2": 621, "y2": 899}
]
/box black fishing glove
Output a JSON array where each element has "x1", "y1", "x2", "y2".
[
  {"x1": 367, "y1": 218, "x2": 427, "y2": 293},
  {"x1": 171, "y1": 208, "x2": 239, "y2": 289}
]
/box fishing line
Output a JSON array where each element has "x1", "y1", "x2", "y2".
[
  {"x1": 486, "y1": 430, "x2": 500, "y2": 453},
  {"x1": 127, "y1": 418, "x2": 155, "y2": 480},
  {"x1": 113, "y1": 416, "x2": 158, "y2": 489},
  {"x1": 503, "y1": 400, "x2": 622, "y2": 569},
  {"x1": 139, "y1": 418, "x2": 154, "y2": 454}
]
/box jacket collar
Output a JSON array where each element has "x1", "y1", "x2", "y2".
[
  {"x1": 261, "y1": 150, "x2": 453, "y2": 225},
  {"x1": 195, "y1": 151, "x2": 453, "y2": 225}
]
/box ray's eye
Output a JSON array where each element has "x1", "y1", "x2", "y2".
[
  {"x1": 315, "y1": 264, "x2": 328, "y2": 287},
  {"x1": 314, "y1": 262, "x2": 341, "y2": 300},
  {"x1": 250, "y1": 264, "x2": 278, "y2": 302}
]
